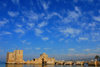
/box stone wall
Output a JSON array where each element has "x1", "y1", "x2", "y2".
[
  {"x1": 31, "y1": 53, "x2": 55, "y2": 64},
  {"x1": 6, "y1": 50, "x2": 24, "y2": 64},
  {"x1": 6, "y1": 52, "x2": 15, "y2": 63},
  {"x1": 6, "y1": 50, "x2": 55, "y2": 64}
]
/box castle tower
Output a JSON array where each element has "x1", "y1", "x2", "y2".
[
  {"x1": 14, "y1": 50, "x2": 23, "y2": 63},
  {"x1": 6, "y1": 52, "x2": 15, "y2": 63},
  {"x1": 6, "y1": 50, "x2": 24, "y2": 64}
]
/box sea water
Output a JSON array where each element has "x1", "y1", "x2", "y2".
[{"x1": 0, "y1": 63, "x2": 98, "y2": 67}]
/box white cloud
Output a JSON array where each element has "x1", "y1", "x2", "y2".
[
  {"x1": 78, "y1": 37, "x2": 88, "y2": 41},
  {"x1": 27, "y1": 23, "x2": 35, "y2": 29},
  {"x1": 84, "y1": 49, "x2": 91, "y2": 52},
  {"x1": 46, "y1": 12, "x2": 63, "y2": 19},
  {"x1": 84, "y1": 48, "x2": 100, "y2": 53},
  {"x1": 75, "y1": 6, "x2": 81, "y2": 14},
  {"x1": 34, "y1": 28, "x2": 43, "y2": 36},
  {"x1": 35, "y1": 48, "x2": 41, "y2": 50},
  {"x1": 43, "y1": 3, "x2": 48, "y2": 10},
  {"x1": 62, "y1": 10, "x2": 81, "y2": 23},
  {"x1": 0, "y1": 18, "x2": 8, "y2": 27},
  {"x1": 93, "y1": 16, "x2": 100, "y2": 21},
  {"x1": 38, "y1": 22, "x2": 47, "y2": 28},
  {"x1": 91, "y1": 32, "x2": 100, "y2": 41},
  {"x1": 21, "y1": 40, "x2": 31, "y2": 45},
  {"x1": 16, "y1": 24, "x2": 23, "y2": 28},
  {"x1": 60, "y1": 27, "x2": 81, "y2": 37},
  {"x1": 40, "y1": 1, "x2": 50, "y2": 10},
  {"x1": 3, "y1": 31, "x2": 12, "y2": 35},
  {"x1": 42, "y1": 37, "x2": 49, "y2": 41},
  {"x1": 14, "y1": 29, "x2": 25, "y2": 34},
  {"x1": 11, "y1": 0, "x2": 19, "y2": 4},
  {"x1": 27, "y1": 23, "x2": 34, "y2": 27},
  {"x1": 46, "y1": 29, "x2": 52, "y2": 33},
  {"x1": 68, "y1": 48, "x2": 75, "y2": 51},
  {"x1": 88, "y1": 22, "x2": 96, "y2": 27},
  {"x1": 8, "y1": 11, "x2": 19, "y2": 17},
  {"x1": 0, "y1": 31, "x2": 12, "y2": 36},
  {"x1": 23, "y1": 10, "x2": 38, "y2": 20},
  {"x1": 68, "y1": 11, "x2": 80, "y2": 19},
  {"x1": 62, "y1": 17, "x2": 71, "y2": 23}
]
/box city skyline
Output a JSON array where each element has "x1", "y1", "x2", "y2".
[{"x1": 0, "y1": 0, "x2": 100, "y2": 62}]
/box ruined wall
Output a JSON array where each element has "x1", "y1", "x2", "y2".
[
  {"x1": 6, "y1": 52, "x2": 15, "y2": 63},
  {"x1": 25, "y1": 53, "x2": 55, "y2": 64},
  {"x1": 14, "y1": 50, "x2": 24, "y2": 63},
  {"x1": 46, "y1": 58, "x2": 55, "y2": 64},
  {"x1": 6, "y1": 50, "x2": 24, "y2": 64},
  {"x1": 33, "y1": 53, "x2": 55, "y2": 64},
  {"x1": 6, "y1": 50, "x2": 55, "y2": 64}
]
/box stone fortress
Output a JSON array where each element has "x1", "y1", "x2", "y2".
[
  {"x1": 6, "y1": 50, "x2": 55, "y2": 64},
  {"x1": 6, "y1": 50, "x2": 100, "y2": 66}
]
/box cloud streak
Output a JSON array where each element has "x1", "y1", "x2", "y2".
[
  {"x1": 59, "y1": 27, "x2": 81, "y2": 37},
  {"x1": 34, "y1": 28, "x2": 43, "y2": 36},
  {"x1": 0, "y1": 18, "x2": 9, "y2": 27},
  {"x1": 8, "y1": 11, "x2": 19, "y2": 17},
  {"x1": 38, "y1": 22, "x2": 47, "y2": 28},
  {"x1": 14, "y1": 28, "x2": 25, "y2": 34},
  {"x1": 41, "y1": 37, "x2": 49, "y2": 41},
  {"x1": 93, "y1": 16, "x2": 100, "y2": 21}
]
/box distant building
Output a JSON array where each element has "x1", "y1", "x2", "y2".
[{"x1": 6, "y1": 50, "x2": 55, "y2": 64}]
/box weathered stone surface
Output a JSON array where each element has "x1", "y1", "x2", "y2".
[
  {"x1": 6, "y1": 50, "x2": 55, "y2": 64},
  {"x1": 33, "y1": 53, "x2": 55, "y2": 64},
  {"x1": 6, "y1": 50, "x2": 24, "y2": 64},
  {"x1": 6, "y1": 50, "x2": 100, "y2": 66}
]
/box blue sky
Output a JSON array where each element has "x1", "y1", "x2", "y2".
[{"x1": 0, "y1": 0, "x2": 100, "y2": 61}]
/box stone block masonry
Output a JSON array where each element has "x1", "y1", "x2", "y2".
[{"x1": 6, "y1": 50, "x2": 55, "y2": 64}]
